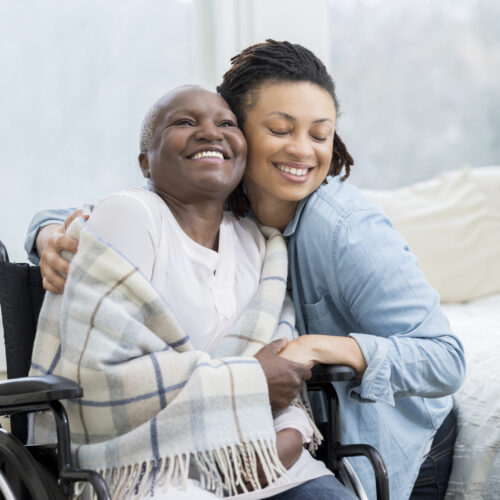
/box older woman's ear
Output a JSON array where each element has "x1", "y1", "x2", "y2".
[{"x1": 139, "y1": 153, "x2": 151, "y2": 178}]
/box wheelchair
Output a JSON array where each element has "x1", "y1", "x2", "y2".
[{"x1": 0, "y1": 240, "x2": 389, "y2": 500}]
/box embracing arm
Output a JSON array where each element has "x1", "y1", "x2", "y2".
[
  {"x1": 25, "y1": 207, "x2": 80, "y2": 264},
  {"x1": 27, "y1": 195, "x2": 157, "y2": 293},
  {"x1": 25, "y1": 207, "x2": 89, "y2": 292},
  {"x1": 38, "y1": 211, "x2": 90, "y2": 293}
]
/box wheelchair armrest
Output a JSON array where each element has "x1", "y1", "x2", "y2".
[
  {"x1": 0, "y1": 375, "x2": 82, "y2": 408},
  {"x1": 309, "y1": 363, "x2": 357, "y2": 383}
]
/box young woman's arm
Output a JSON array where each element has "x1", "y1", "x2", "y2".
[
  {"x1": 279, "y1": 334, "x2": 367, "y2": 375},
  {"x1": 35, "y1": 211, "x2": 88, "y2": 293},
  {"x1": 25, "y1": 207, "x2": 80, "y2": 264},
  {"x1": 293, "y1": 197, "x2": 466, "y2": 404}
]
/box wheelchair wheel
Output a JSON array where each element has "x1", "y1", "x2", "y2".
[
  {"x1": 0, "y1": 428, "x2": 64, "y2": 500},
  {"x1": 338, "y1": 458, "x2": 369, "y2": 500}
]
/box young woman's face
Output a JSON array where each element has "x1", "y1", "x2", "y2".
[{"x1": 242, "y1": 81, "x2": 336, "y2": 204}]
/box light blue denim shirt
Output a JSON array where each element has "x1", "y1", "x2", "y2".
[
  {"x1": 284, "y1": 176, "x2": 465, "y2": 500},
  {"x1": 25, "y1": 177, "x2": 466, "y2": 499}
]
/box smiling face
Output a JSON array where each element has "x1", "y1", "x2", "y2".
[
  {"x1": 140, "y1": 86, "x2": 247, "y2": 204},
  {"x1": 242, "y1": 81, "x2": 336, "y2": 207}
]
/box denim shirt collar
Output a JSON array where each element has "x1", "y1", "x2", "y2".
[{"x1": 282, "y1": 197, "x2": 309, "y2": 238}]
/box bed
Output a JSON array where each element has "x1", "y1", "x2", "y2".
[{"x1": 442, "y1": 293, "x2": 500, "y2": 498}]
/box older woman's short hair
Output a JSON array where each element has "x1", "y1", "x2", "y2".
[
  {"x1": 139, "y1": 100, "x2": 161, "y2": 154},
  {"x1": 140, "y1": 86, "x2": 205, "y2": 155}
]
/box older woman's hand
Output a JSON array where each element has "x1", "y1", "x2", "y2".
[
  {"x1": 254, "y1": 338, "x2": 311, "y2": 411},
  {"x1": 37, "y1": 210, "x2": 89, "y2": 293}
]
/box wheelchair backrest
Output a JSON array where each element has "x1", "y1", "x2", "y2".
[{"x1": 0, "y1": 241, "x2": 45, "y2": 441}]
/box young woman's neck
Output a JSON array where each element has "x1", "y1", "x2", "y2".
[
  {"x1": 160, "y1": 195, "x2": 224, "y2": 251},
  {"x1": 246, "y1": 186, "x2": 298, "y2": 232}
]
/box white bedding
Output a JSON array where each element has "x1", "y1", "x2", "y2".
[{"x1": 442, "y1": 293, "x2": 500, "y2": 499}]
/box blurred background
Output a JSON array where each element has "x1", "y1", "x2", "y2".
[
  {"x1": 1, "y1": 0, "x2": 499, "y2": 264},
  {"x1": 1, "y1": 0, "x2": 499, "y2": 481}
]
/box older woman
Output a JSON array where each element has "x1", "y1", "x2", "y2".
[{"x1": 27, "y1": 41, "x2": 465, "y2": 500}]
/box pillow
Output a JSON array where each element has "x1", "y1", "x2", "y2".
[
  {"x1": 468, "y1": 165, "x2": 500, "y2": 213},
  {"x1": 362, "y1": 168, "x2": 500, "y2": 303}
]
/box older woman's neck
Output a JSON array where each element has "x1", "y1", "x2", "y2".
[{"x1": 162, "y1": 196, "x2": 225, "y2": 251}]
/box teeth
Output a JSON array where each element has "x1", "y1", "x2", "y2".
[
  {"x1": 191, "y1": 151, "x2": 224, "y2": 160},
  {"x1": 276, "y1": 164, "x2": 308, "y2": 176}
]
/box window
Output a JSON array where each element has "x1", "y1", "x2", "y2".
[
  {"x1": 1, "y1": 0, "x2": 195, "y2": 262},
  {"x1": 328, "y1": 0, "x2": 500, "y2": 188}
]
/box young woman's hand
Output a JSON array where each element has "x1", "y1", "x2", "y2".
[
  {"x1": 37, "y1": 210, "x2": 89, "y2": 293},
  {"x1": 277, "y1": 336, "x2": 317, "y2": 369},
  {"x1": 279, "y1": 335, "x2": 367, "y2": 376}
]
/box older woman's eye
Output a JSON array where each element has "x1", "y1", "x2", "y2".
[
  {"x1": 311, "y1": 135, "x2": 328, "y2": 142},
  {"x1": 174, "y1": 119, "x2": 195, "y2": 126},
  {"x1": 219, "y1": 120, "x2": 236, "y2": 127}
]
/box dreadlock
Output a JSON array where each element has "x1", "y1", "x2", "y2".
[{"x1": 217, "y1": 40, "x2": 354, "y2": 217}]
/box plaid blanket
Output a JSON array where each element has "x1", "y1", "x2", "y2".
[{"x1": 30, "y1": 217, "x2": 304, "y2": 499}]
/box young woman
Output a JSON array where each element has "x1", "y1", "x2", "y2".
[
  {"x1": 217, "y1": 41, "x2": 465, "y2": 500},
  {"x1": 26, "y1": 41, "x2": 465, "y2": 500}
]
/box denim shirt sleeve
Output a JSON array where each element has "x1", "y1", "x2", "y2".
[
  {"x1": 333, "y1": 208, "x2": 466, "y2": 406},
  {"x1": 24, "y1": 207, "x2": 81, "y2": 264}
]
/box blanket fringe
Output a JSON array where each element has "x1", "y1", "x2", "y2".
[
  {"x1": 292, "y1": 392, "x2": 324, "y2": 454},
  {"x1": 76, "y1": 439, "x2": 291, "y2": 499}
]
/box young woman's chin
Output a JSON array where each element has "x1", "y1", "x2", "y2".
[
  {"x1": 246, "y1": 170, "x2": 328, "y2": 205},
  {"x1": 274, "y1": 183, "x2": 321, "y2": 202}
]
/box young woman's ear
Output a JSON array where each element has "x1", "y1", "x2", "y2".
[{"x1": 139, "y1": 153, "x2": 151, "y2": 178}]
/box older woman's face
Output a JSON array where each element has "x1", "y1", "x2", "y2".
[
  {"x1": 142, "y1": 87, "x2": 247, "y2": 204},
  {"x1": 242, "y1": 81, "x2": 336, "y2": 204}
]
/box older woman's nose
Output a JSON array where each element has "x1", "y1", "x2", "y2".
[{"x1": 195, "y1": 120, "x2": 224, "y2": 141}]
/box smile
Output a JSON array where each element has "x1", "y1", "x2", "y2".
[
  {"x1": 275, "y1": 164, "x2": 309, "y2": 176},
  {"x1": 190, "y1": 150, "x2": 225, "y2": 160}
]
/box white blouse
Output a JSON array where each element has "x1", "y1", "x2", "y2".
[{"x1": 87, "y1": 187, "x2": 265, "y2": 350}]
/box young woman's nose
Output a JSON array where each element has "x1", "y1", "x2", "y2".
[
  {"x1": 194, "y1": 120, "x2": 224, "y2": 141},
  {"x1": 283, "y1": 132, "x2": 314, "y2": 159}
]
